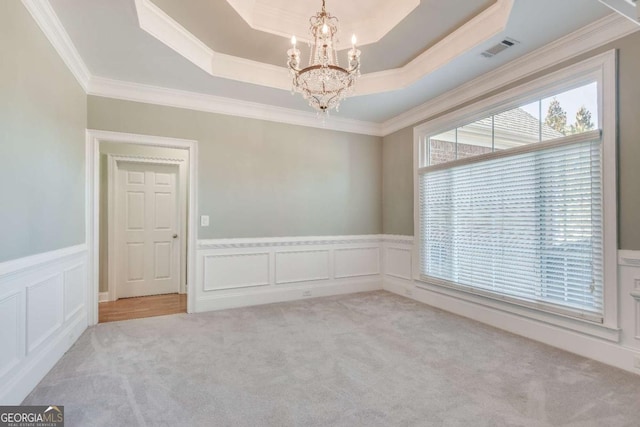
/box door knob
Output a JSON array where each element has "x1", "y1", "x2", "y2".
[{"x1": 173, "y1": 234, "x2": 178, "y2": 239}]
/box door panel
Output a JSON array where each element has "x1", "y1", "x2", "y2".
[
  {"x1": 155, "y1": 173, "x2": 171, "y2": 185},
  {"x1": 127, "y1": 243, "x2": 145, "y2": 281},
  {"x1": 127, "y1": 171, "x2": 145, "y2": 185},
  {"x1": 126, "y1": 192, "x2": 145, "y2": 230},
  {"x1": 154, "y1": 193, "x2": 173, "y2": 229},
  {"x1": 116, "y1": 162, "x2": 180, "y2": 299},
  {"x1": 154, "y1": 243, "x2": 172, "y2": 279}
]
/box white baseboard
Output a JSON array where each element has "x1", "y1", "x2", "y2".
[
  {"x1": 98, "y1": 292, "x2": 110, "y2": 303},
  {"x1": 379, "y1": 239, "x2": 640, "y2": 375},
  {"x1": 383, "y1": 277, "x2": 640, "y2": 374},
  {"x1": 0, "y1": 246, "x2": 89, "y2": 404},
  {"x1": 196, "y1": 277, "x2": 382, "y2": 312}
]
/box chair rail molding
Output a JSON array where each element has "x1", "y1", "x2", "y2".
[{"x1": 21, "y1": 0, "x2": 90, "y2": 91}]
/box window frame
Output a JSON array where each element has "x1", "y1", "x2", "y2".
[{"x1": 412, "y1": 51, "x2": 618, "y2": 336}]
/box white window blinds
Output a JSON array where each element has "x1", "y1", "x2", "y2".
[{"x1": 419, "y1": 130, "x2": 603, "y2": 320}]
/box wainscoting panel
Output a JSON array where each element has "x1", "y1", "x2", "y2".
[
  {"x1": 635, "y1": 299, "x2": 640, "y2": 341},
  {"x1": 384, "y1": 246, "x2": 412, "y2": 281},
  {"x1": 0, "y1": 245, "x2": 88, "y2": 405},
  {"x1": 275, "y1": 250, "x2": 330, "y2": 285},
  {"x1": 26, "y1": 274, "x2": 63, "y2": 354},
  {"x1": 619, "y1": 251, "x2": 640, "y2": 348},
  {"x1": 203, "y1": 252, "x2": 270, "y2": 291},
  {"x1": 196, "y1": 236, "x2": 384, "y2": 312},
  {"x1": 64, "y1": 264, "x2": 86, "y2": 322},
  {"x1": 334, "y1": 247, "x2": 380, "y2": 279},
  {"x1": 0, "y1": 291, "x2": 22, "y2": 379}
]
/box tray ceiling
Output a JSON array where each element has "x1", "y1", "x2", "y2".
[
  {"x1": 46, "y1": 0, "x2": 617, "y2": 124},
  {"x1": 135, "y1": 0, "x2": 512, "y2": 94}
]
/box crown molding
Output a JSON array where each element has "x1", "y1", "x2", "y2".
[
  {"x1": 134, "y1": 0, "x2": 291, "y2": 90},
  {"x1": 133, "y1": 0, "x2": 213, "y2": 74},
  {"x1": 358, "y1": 0, "x2": 513, "y2": 95},
  {"x1": 380, "y1": 12, "x2": 640, "y2": 136},
  {"x1": 598, "y1": 0, "x2": 640, "y2": 24},
  {"x1": 87, "y1": 77, "x2": 384, "y2": 136},
  {"x1": 21, "y1": 0, "x2": 91, "y2": 91},
  {"x1": 134, "y1": 0, "x2": 513, "y2": 96},
  {"x1": 133, "y1": 0, "x2": 291, "y2": 90}
]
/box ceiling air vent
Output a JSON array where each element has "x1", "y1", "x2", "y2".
[{"x1": 481, "y1": 38, "x2": 520, "y2": 58}]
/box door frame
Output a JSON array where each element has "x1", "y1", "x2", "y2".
[
  {"x1": 108, "y1": 155, "x2": 186, "y2": 302},
  {"x1": 86, "y1": 130, "x2": 199, "y2": 325}
]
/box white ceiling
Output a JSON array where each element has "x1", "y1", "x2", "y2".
[
  {"x1": 48, "y1": 0, "x2": 614, "y2": 123},
  {"x1": 223, "y1": 0, "x2": 422, "y2": 49}
]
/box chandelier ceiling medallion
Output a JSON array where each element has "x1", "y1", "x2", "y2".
[{"x1": 286, "y1": 0, "x2": 361, "y2": 115}]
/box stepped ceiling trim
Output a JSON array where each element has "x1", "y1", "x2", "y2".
[
  {"x1": 23, "y1": 0, "x2": 637, "y2": 136},
  {"x1": 134, "y1": 0, "x2": 514, "y2": 96}
]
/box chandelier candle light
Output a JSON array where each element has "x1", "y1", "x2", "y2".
[{"x1": 287, "y1": 0, "x2": 361, "y2": 115}]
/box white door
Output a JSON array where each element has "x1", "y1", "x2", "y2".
[{"x1": 115, "y1": 162, "x2": 180, "y2": 299}]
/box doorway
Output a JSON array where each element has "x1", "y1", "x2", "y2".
[
  {"x1": 101, "y1": 148, "x2": 188, "y2": 322},
  {"x1": 86, "y1": 131, "x2": 198, "y2": 325}
]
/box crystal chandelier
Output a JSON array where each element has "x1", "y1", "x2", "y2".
[{"x1": 286, "y1": 0, "x2": 361, "y2": 115}]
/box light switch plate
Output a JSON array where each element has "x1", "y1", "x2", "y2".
[{"x1": 200, "y1": 215, "x2": 210, "y2": 227}]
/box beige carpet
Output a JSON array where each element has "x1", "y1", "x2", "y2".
[{"x1": 24, "y1": 291, "x2": 640, "y2": 426}]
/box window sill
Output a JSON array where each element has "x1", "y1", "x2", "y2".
[{"x1": 413, "y1": 277, "x2": 621, "y2": 343}]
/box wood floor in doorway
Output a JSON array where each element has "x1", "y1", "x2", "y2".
[{"x1": 99, "y1": 293, "x2": 187, "y2": 323}]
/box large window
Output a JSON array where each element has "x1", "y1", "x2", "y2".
[{"x1": 414, "y1": 55, "x2": 617, "y2": 325}]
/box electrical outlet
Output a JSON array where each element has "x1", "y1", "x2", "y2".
[
  {"x1": 302, "y1": 290, "x2": 312, "y2": 297},
  {"x1": 200, "y1": 215, "x2": 210, "y2": 227}
]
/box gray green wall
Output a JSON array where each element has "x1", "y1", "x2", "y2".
[
  {"x1": 382, "y1": 31, "x2": 640, "y2": 250},
  {"x1": 0, "y1": 1, "x2": 86, "y2": 262},
  {"x1": 382, "y1": 127, "x2": 414, "y2": 236},
  {"x1": 88, "y1": 97, "x2": 383, "y2": 239}
]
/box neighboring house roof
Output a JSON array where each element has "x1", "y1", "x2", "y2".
[
  {"x1": 494, "y1": 107, "x2": 564, "y2": 141},
  {"x1": 439, "y1": 107, "x2": 565, "y2": 149}
]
